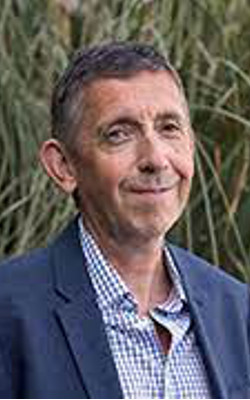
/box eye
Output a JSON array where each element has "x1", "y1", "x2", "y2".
[
  {"x1": 162, "y1": 121, "x2": 179, "y2": 131},
  {"x1": 101, "y1": 127, "x2": 133, "y2": 145},
  {"x1": 160, "y1": 121, "x2": 182, "y2": 138}
]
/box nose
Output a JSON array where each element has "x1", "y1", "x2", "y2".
[{"x1": 137, "y1": 134, "x2": 170, "y2": 174}]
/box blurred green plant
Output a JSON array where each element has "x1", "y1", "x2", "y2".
[{"x1": 0, "y1": 0, "x2": 249, "y2": 281}]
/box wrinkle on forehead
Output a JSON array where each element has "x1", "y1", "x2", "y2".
[{"x1": 84, "y1": 70, "x2": 191, "y2": 125}]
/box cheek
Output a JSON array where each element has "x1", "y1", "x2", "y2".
[
  {"x1": 95, "y1": 152, "x2": 134, "y2": 186},
  {"x1": 172, "y1": 149, "x2": 194, "y2": 181},
  {"x1": 183, "y1": 158, "x2": 194, "y2": 180},
  {"x1": 178, "y1": 139, "x2": 194, "y2": 179},
  {"x1": 89, "y1": 161, "x2": 125, "y2": 199}
]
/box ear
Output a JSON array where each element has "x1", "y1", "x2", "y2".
[{"x1": 39, "y1": 139, "x2": 77, "y2": 194}]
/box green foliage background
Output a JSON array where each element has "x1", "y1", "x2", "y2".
[{"x1": 0, "y1": 0, "x2": 250, "y2": 281}]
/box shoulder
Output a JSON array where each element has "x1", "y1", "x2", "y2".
[
  {"x1": 168, "y1": 244, "x2": 249, "y2": 311},
  {"x1": 0, "y1": 216, "x2": 80, "y2": 301},
  {"x1": 0, "y1": 246, "x2": 52, "y2": 298}
]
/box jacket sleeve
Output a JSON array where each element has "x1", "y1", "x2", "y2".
[
  {"x1": 248, "y1": 285, "x2": 250, "y2": 359},
  {"x1": 0, "y1": 336, "x2": 12, "y2": 398},
  {"x1": 0, "y1": 291, "x2": 17, "y2": 399}
]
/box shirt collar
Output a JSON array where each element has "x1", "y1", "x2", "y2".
[
  {"x1": 78, "y1": 217, "x2": 187, "y2": 313},
  {"x1": 163, "y1": 247, "x2": 187, "y2": 304},
  {"x1": 78, "y1": 217, "x2": 131, "y2": 311}
]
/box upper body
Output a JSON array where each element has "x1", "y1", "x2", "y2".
[
  {"x1": 0, "y1": 216, "x2": 249, "y2": 398},
  {"x1": 1, "y1": 42, "x2": 249, "y2": 398}
]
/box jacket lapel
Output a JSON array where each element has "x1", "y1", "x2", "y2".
[
  {"x1": 50, "y1": 218, "x2": 123, "y2": 399},
  {"x1": 169, "y1": 245, "x2": 228, "y2": 398},
  {"x1": 169, "y1": 245, "x2": 250, "y2": 399}
]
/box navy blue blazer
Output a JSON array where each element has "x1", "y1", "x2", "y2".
[{"x1": 0, "y1": 218, "x2": 249, "y2": 398}]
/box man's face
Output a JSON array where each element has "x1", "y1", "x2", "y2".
[{"x1": 71, "y1": 70, "x2": 194, "y2": 243}]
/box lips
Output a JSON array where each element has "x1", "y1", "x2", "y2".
[
  {"x1": 129, "y1": 186, "x2": 171, "y2": 194},
  {"x1": 126, "y1": 177, "x2": 180, "y2": 193}
]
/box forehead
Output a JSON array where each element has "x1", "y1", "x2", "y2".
[{"x1": 83, "y1": 70, "x2": 189, "y2": 122}]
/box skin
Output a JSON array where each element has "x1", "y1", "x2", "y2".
[{"x1": 40, "y1": 70, "x2": 194, "y2": 321}]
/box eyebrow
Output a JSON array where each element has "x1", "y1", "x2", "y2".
[{"x1": 154, "y1": 111, "x2": 184, "y2": 125}]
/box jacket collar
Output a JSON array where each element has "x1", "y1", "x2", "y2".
[
  {"x1": 169, "y1": 244, "x2": 248, "y2": 399},
  {"x1": 50, "y1": 216, "x2": 123, "y2": 399}
]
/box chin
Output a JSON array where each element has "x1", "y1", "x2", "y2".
[{"x1": 129, "y1": 217, "x2": 174, "y2": 243}]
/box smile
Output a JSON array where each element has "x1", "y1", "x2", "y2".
[
  {"x1": 127, "y1": 180, "x2": 179, "y2": 195},
  {"x1": 126, "y1": 185, "x2": 179, "y2": 201},
  {"x1": 131, "y1": 187, "x2": 170, "y2": 194}
]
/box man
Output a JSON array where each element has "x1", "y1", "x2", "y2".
[{"x1": 0, "y1": 42, "x2": 249, "y2": 399}]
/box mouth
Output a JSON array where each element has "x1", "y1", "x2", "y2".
[
  {"x1": 128, "y1": 179, "x2": 179, "y2": 193},
  {"x1": 127, "y1": 182, "x2": 179, "y2": 198},
  {"x1": 130, "y1": 187, "x2": 170, "y2": 194}
]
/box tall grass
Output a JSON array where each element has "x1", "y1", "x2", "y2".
[{"x1": 0, "y1": 0, "x2": 249, "y2": 281}]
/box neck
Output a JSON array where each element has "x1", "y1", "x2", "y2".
[
  {"x1": 82, "y1": 217, "x2": 172, "y2": 317},
  {"x1": 113, "y1": 248, "x2": 172, "y2": 317}
]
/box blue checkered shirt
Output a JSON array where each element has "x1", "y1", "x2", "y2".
[{"x1": 78, "y1": 219, "x2": 211, "y2": 398}]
